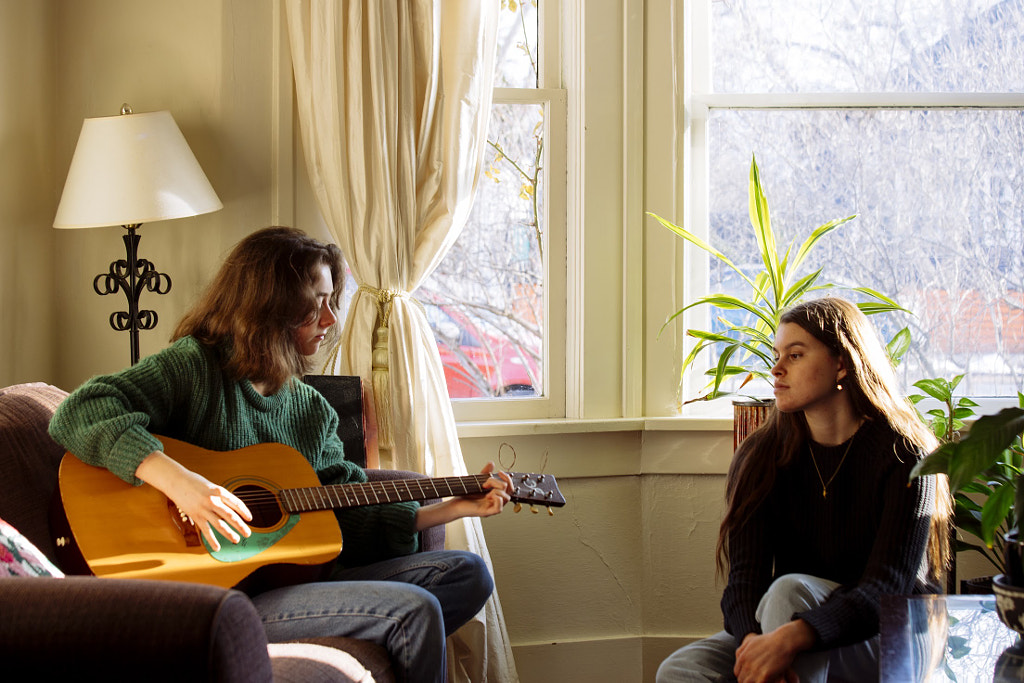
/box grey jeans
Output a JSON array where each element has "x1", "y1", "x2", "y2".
[{"x1": 656, "y1": 574, "x2": 879, "y2": 683}]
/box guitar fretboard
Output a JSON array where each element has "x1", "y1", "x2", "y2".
[{"x1": 278, "y1": 474, "x2": 493, "y2": 513}]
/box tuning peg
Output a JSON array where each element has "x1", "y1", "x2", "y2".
[
  {"x1": 530, "y1": 505, "x2": 539, "y2": 514},
  {"x1": 513, "y1": 502, "x2": 522, "y2": 513},
  {"x1": 547, "y1": 506, "x2": 554, "y2": 516}
]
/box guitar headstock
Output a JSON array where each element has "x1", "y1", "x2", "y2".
[{"x1": 506, "y1": 472, "x2": 566, "y2": 510}]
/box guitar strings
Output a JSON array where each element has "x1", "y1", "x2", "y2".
[{"x1": 225, "y1": 473, "x2": 496, "y2": 507}]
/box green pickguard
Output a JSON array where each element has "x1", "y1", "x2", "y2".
[{"x1": 202, "y1": 513, "x2": 300, "y2": 563}]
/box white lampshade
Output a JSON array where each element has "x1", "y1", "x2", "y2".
[{"x1": 54, "y1": 109, "x2": 222, "y2": 229}]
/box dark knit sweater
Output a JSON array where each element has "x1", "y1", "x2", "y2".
[
  {"x1": 721, "y1": 418, "x2": 938, "y2": 649},
  {"x1": 48, "y1": 336, "x2": 420, "y2": 567}
]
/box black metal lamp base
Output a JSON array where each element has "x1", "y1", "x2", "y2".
[{"x1": 93, "y1": 224, "x2": 172, "y2": 365}]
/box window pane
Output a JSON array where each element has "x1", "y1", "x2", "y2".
[
  {"x1": 419, "y1": 102, "x2": 545, "y2": 399},
  {"x1": 495, "y1": 0, "x2": 539, "y2": 88},
  {"x1": 711, "y1": 0, "x2": 1024, "y2": 93},
  {"x1": 705, "y1": 109, "x2": 1024, "y2": 397}
]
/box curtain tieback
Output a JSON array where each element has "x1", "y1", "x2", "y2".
[{"x1": 355, "y1": 285, "x2": 422, "y2": 452}]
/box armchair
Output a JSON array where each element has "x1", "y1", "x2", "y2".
[{"x1": 0, "y1": 381, "x2": 444, "y2": 682}]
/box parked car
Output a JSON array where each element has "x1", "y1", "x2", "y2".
[{"x1": 425, "y1": 304, "x2": 539, "y2": 399}]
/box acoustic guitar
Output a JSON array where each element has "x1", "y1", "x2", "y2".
[{"x1": 53, "y1": 436, "x2": 564, "y2": 591}]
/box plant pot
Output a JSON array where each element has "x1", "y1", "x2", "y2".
[
  {"x1": 959, "y1": 576, "x2": 994, "y2": 594},
  {"x1": 1006, "y1": 531, "x2": 1024, "y2": 586},
  {"x1": 733, "y1": 399, "x2": 774, "y2": 451},
  {"x1": 994, "y1": 574, "x2": 1024, "y2": 636}
]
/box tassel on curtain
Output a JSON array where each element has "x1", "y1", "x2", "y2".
[{"x1": 359, "y1": 284, "x2": 420, "y2": 453}]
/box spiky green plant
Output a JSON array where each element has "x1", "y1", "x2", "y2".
[{"x1": 648, "y1": 154, "x2": 906, "y2": 403}]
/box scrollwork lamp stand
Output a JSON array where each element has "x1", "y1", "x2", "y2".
[
  {"x1": 53, "y1": 106, "x2": 221, "y2": 368},
  {"x1": 93, "y1": 225, "x2": 173, "y2": 366}
]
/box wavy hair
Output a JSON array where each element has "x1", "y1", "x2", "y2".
[
  {"x1": 714, "y1": 297, "x2": 951, "y2": 584},
  {"x1": 173, "y1": 227, "x2": 344, "y2": 394}
]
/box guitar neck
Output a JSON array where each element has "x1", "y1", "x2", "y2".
[{"x1": 278, "y1": 474, "x2": 493, "y2": 514}]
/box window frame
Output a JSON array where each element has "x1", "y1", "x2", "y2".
[
  {"x1": 680, "y1": 0, "x2": 1024, "y2": 409},
  {"x1": 445, "y1": 0, "x2": 569, "y2": 422}
]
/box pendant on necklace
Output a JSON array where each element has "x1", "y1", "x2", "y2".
[{"x1": 822, "y1": 488, "x2": 827, "y2": 499}]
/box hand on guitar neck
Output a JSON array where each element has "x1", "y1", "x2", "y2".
[{"x1": 413, "y1": 462, "x2": 513, "y2": 531}]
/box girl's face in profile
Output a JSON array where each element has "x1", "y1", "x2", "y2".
[
  {"x1": 293, "y1": 264, "x2": 338, "y2": 356},
  {"x1": 771, "y1": 322, "x2": 846, "y2": 414}
]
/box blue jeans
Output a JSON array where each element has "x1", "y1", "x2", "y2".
[
  {"x1": 657, "y1": 574, "x2": 880, "y2": 683},
  {"x1": 250, "y1": 550, "x2": 493, "y2": 683}
]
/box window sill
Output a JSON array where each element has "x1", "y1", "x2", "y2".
[
  {"x1": 453, "y1": 396, "x2": 1021, "y2": 439},
  {"x1": 455, "y1": 415, "x2": 733, "y2": 439}
]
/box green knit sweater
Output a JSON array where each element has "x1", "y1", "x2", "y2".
[{"x1": 49, "y1": 336, "x2": 419, "y2": 566}]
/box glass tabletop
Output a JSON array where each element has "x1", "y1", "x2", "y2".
[{"x1": 880, "y1": 594, "x2": 1023, "y2": 682}]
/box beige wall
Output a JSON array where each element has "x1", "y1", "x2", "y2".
[
  {"x1": 0, "y1": 0, "x2": 56, "y2": 385},
  {"x1": 48, "y1": 0, "x2": 279, "y2": 387},
  {"x1": 0, "y1": 2, "x2": 993, "y2": 682}
]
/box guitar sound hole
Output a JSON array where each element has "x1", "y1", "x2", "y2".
[{"x1": 234, "y1": 484, "x2": 284, "y2": 529}]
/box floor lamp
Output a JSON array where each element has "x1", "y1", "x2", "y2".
[{"x1": 54, "y1": 105, "x2": 222, "y2": 366}]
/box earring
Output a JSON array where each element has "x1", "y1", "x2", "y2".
[{"x1": 837, "y1": 382, "x2": 843, "y2": 391}]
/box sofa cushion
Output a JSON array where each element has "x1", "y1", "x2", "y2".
[
  {"x1": 268, "y1": 637, "x2": 393, "y2": 683},
  {"x1": 0, "y1": 517, "x2": 64, "y2": 577},
  {"x1": 0, "y1": 383, "x2": 69, "y2": 561}
]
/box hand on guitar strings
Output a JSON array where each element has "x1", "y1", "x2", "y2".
[{"x1": 136, "y1": 450, "x2": 253, "y2": 551}]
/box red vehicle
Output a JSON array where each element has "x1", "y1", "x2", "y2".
[{"x1": 426, "y1": 305, "x2": 539, "y2": 399}]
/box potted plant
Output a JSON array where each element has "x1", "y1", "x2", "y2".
[
  {"x1": 908, "y1": 374, "x2": 985, "y2": 591},
  {"x1": 647, "y1": 154, "x2": 906, "y2": 442},
  {"x1": 910, "y1": 396, "x2": 1024, "y2": 593}
]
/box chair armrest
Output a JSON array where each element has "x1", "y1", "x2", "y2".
[
  {"x1": 0, "y1": 577, "x2": 273, "y2": 683},
  {"x1": 365, "y1": 469, "x2": 446, "y2": 552}
]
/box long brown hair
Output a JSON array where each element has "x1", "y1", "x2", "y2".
[
  {"x1": 714, "y1": 297, "x2": 951, "y2": 584},
  {"x1": 173, "y1": 226, "x2": 344, "y2": 394}
]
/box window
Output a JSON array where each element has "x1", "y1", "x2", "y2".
[
  {"x1": 686, "y1": 0, "x2": 1024, "y2": 401},
  {"x1": 419, "y1": 0, "x2": 566, "y2": 419}
]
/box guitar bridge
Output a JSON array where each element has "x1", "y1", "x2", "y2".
[{"x1": 167, "y1": 498, "x2": 201, "y2": 547}]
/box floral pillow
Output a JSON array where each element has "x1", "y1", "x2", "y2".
[{"x1": 0, "y1": 517, "x2": 64, "y2": 578}]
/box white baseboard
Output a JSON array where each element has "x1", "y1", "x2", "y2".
[{"x1": 513, "y1": 635, "x2": 704, "y2": 683}]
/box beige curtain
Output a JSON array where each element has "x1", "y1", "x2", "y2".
[{"x1": 284, "y1": 2, "x2": 517, "y2": 681}]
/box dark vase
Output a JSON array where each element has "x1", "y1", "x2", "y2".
[
  {"x1": 1006, "y1": 531, "x2": 1024, "y2": 587},
  {"x1": 732, "y1": 398, "x2": 774, "y2": 451},
  {"x1": 960, "y1": 576, "x2": 994, "y2": 594}
]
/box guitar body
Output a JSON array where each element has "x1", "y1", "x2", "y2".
[{"x1": 56, "y1": 437, "x2": 343, "y2": 590}]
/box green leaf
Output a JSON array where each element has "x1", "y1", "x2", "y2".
[
  {"x1": 912, "y1": 378, "x2": 952, "y2": 402},
  {"x1": 952, "y1": 407, "x2": 977, "y2": 420},
  {"x1": 711, "y1": 344, "x2": 741, "y2": 396},
  {"x1": 660, "y1": 291, "x2": 759, "y2": 335},
  {"x1": 980, "y1": 482, "x2": 1016, "y2": 548},
  {"x1": 648, "y1": 212, "x2": 758, "y2": 292},
  {"x1": 850, "y1": 287, "x2": 911, "y2": 313},
  {"x1": 790, "y1": 215, "x2": 855, "y2": 274},
  {"x1": 686, "y1": 329, "x2": 738, "y2": 344},
  {"x1": 748, "y1": 155, "x2": 781, "y2": 303},
  {"x1": 780, "y1": 269, "x2": 825, "y2": 310},
  {"x1": 886, "y1": 327, "x2": 911, "y2": 365},
  {"x1": 910, "y1": 444, "x2": 953, "y2": 478},
  {"x1": 945, "y1": 408, "x2": 1024, "y2": 491}
]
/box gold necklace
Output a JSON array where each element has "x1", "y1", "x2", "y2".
[{"x1": 808, "y1": 432, "x2": 857, "y2": 499}]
